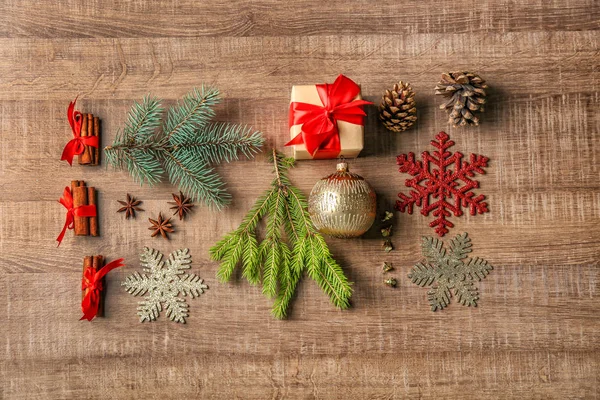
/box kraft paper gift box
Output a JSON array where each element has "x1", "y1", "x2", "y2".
[{"x1": 287, "y1": 75, "x2": 369, "y2": 160}]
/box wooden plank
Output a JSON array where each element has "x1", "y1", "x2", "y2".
[
  {"x1": 0, "y1": 0, "x2": 597, "y2": 38},
  {"x1": 2, "y1": 353, "x2": 598, "y2": 399},
  {"x1": 0, "y1": 33, "x2": 598, "y2": 100}
]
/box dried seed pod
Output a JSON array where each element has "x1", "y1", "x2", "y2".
[{"x1": 148, "y1": 212, "x2": 175, "y2": 239}]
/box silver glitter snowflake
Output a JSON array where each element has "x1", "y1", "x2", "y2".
[
  {"x1": 122, "y1": 247, "x2": 208, "y2": 323},
  {"x1": 408, "y1": 233, "x2": 493, "y2": 311}
]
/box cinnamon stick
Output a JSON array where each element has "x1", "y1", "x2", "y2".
[
  {"x1": 73, "y1": 184, "x2": 89, "y2": 236},
  {"x1": 82, "y1": 256, "x2": 93, "y2": 302},
  {"x1": 88, "y1": 186, "x2": 98, "y2": 236},
  {"x1": 93, "y1": 255, "x2": 105, "y2": 317},
  {"x1": 93, "y1": 116, "x2": 100, "y2": 166},
  {"x1": 87, "y1": 114, "x2": 95, "y2": 165},
  {"x1": 71, "y1": 180, "x2": 81, "y2": 196},
  {"x1": 79, "y1": 114, "x2": 92, "y2": 165}
]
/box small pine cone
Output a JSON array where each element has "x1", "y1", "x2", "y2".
[
  {"x1": 435, "y1": 72, "x2": 488, "y2": 127},
  {"x1": 378, "y1": 81, "x2": 417, "y2": 132}
]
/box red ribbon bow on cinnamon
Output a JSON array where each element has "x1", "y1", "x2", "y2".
[
  {"x1": 286, "y1": 74, "x2": 372, "y2": 159},
  {"x1": 56, "y1": 187, "x2": 97, "y2": 246},
  {"x1": 81, "y1": 258, "x2": 125, "y2": 321},
  {"x1": 60, "y1": 98, "x2": 98, "y2": 165}
]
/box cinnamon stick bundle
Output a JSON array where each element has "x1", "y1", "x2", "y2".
[
  {"x1": 70, "y1": 180, "x2": 98, "y2": 237},
  {"x1": 75, "y1": 112, "x2": 102, "y2": 166},
  {"x1": 82, "y1": 255, "x2": 105, "y2": 318},
  {"x1": 72, "y1": 181, "x2": 89, "y2": 236}
]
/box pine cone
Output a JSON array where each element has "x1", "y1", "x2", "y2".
[
  {"x1": 378, "y1": 81, "x2": 417, "y2": 132},
  {"x1": 435, "y1": 72, "x2": 488, "y2": 127}
]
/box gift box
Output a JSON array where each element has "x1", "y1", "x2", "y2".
[{"x1": 286, "y1": 75, "x2": 372, "y2": 160}]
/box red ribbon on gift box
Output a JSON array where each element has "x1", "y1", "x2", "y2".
[
  {"x1": 56, "y1": 186, "x2": 97, "y2": 246},
  {"x1": 286, "y1": 74, "x2": 372, "y2": 159},
  {"x1": 81, "y1": 258, "x2": 125, "y2": 321},
  {"x1": 60, "y1": 98, "x2": 99, "y2": 165}
]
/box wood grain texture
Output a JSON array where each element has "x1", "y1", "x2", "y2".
[{"x1": 1, "y1": 1, "x2": 599, "y2": 399}]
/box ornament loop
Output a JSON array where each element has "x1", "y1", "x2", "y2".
[{"x1": 336, "y1": 155, "x2": 348, "y2": 172}]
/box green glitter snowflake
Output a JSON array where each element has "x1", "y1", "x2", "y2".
[
  {"x1": 408, "y1": 233, "x2": 493, "y2": 311},
  {"x1": 122, "y1": 247, "x2": 208, "y2": 323}
]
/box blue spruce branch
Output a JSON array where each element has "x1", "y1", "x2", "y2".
[{"x1": 104, "y1": 87, "x2": 264, "y2": 209}]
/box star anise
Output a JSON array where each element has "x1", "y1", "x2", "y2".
[
  {"x1": 148, "y1": 212, "x2": 174, "y2": 239},
  {"x1": 117, "y1": 194, "x2": 144, "y2": 219},
  {"x1": 169, "y1": 191, "x2": 194, "y2": 220}
]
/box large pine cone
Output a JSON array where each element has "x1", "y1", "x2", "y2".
[
  {"x1": 378, "y1": 81, "x2": 417, "y2": 132},
  {"x1": 435, "y1": 72, "x2": 487, "y2": 127}
]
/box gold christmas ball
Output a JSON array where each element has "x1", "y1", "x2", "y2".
[{"x1": 308, "y1": 162, "x2": 377, "y2": 238}]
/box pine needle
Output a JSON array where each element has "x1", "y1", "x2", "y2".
[
  {"x1": 104, "y1": 87, "x2": 264, "y2": 209},
  {"x1": 209, "y1": 149, "x2": 353, "y2": 319}
]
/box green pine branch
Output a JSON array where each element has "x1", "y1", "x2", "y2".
[
  {"x1": 210, "y1": 149, "x2": 353, "y2": 319},
  {"x1": 104, "y1": 87, "x2": 264, "y2": 209}
]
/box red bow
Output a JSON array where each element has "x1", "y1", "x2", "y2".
[
  {"x1": 56, "y1": 187, "x2": 97, "y2": 246},
  {"x1": 81, "y1": 258, "x2": 125, "y2": 321},
  {"x1": 286, "y1": 74, "x2": 372, "y2": 159},
  {"x1": 61, "y1": 98, "x2": 98, "y2": 165}
]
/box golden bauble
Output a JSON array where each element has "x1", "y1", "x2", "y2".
[{"x1": 308, "y1": 162, "x2": 377, "y2": 238}]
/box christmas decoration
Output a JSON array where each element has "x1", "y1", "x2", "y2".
[
  {"x1": 378, "y1": 81, "x2": 417, "y2": 132},
  {"x1": 435, "y1": 72, "x2": 488, "y2": 127},
  {"x1": 104, "y1": 88, "x2": 264, "y2": 209},
  {"x1": 81, "y1": 256, "x2": 125, "y2": 321},
  {"x1": 382, "y1": 239, "x2": 393, "y2": 252},
  {"x1": 61, "y1": 98, "x2": 100, "y2": 166},
  {"x1": 210, "y1": 149, "x2": 352, "y2": 319},
  {"x1": 308, "y1": 161, "x2": 376, "y2": 238},
  {"x1": 70, "y1": 181, "x2": 99, "y2": 237},
  {"x1": 56, "y1": 183, "x2": 97, "y2": 246},
  {"x1": 169, "y1": 191, "x2": 194, "y2": 220},
  {"x1": 117, "y1": 194, "x2": 144, "y2": 219},
  {"x1": 395, "y1": 131, "x2": 489, "y2": 237},
  {"x1": 382, "y1": 262, "x2": 393, "y2": 273},
  {"x1": 408, "y1": 233, "x2": 493, "y2": 311},
  {"x1": 148, "y1": 212, "x2": 174, "y2": 239},
  {"x1": 384, "y1": 278, "x2": 397, "y2": 287},
  {"x1": 381, "y1": 211, "x2": 393, "y2": 222},
  {"x1": 286, "y1": 74, "x2": 372, "y2": 159},
  {"x1": 122, "y1": 247, "x2": 208, "y2": 323},
  {"x1": 381, "y1": 225, "x2": 392, "y2": 237}
]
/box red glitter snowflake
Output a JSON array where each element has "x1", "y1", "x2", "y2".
[{"x1": 395, "y1": 131, "x2": 489, "y2": 236}]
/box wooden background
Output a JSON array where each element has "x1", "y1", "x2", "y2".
[{"x1": 1, "y1": 1, "x2": 599, "y2": 399}]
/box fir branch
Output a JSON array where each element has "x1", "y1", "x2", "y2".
[
  {"x1": 163, "y1": 147, "x2": 229, "y2": 207},
  {"x1": 185, "y1": 123, "x2": 264, "y2": 165},
  {"x1": 125, "y1": 95, "x2": 163, "y2": 144},
  {"x1": 105, "y1": 88, "x2": 263, "y2": 209},
  {"x1": 210, "y1": 149, "x2": 353, "y2": 319},
  {"x1": 242, "y1": 231, "x2": 260, "y2": 284},
  {"x1": 164, "y1": 87, "x2": 219, "y2": 143},
  {"x1": 272, "y1": 265, "x2": 300, "y2": 319}
]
